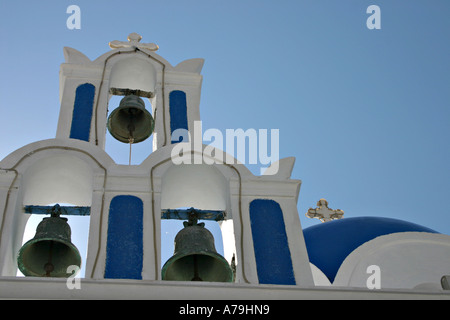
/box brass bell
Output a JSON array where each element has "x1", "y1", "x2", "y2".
[
  {"x1": 107, "y1": 94, "x2": 155, "y2": 144},
  {"x1": 17, "y1": 212, "x2": 81, "y2": 277},
  {"x1": 161, "y1": 219, "x2": 234, "y2": 282}
]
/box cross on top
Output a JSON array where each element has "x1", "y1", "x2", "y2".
[
  {"x1": 306, "y1": 199, "x2": 344, "y2": 223},
  {"x1": 109, "y1": 32, "x2": 159, "y2": 51}
]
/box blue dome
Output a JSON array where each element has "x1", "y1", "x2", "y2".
[{"x1": 303, "y1": 216, "x2": 438, "y2": 283}]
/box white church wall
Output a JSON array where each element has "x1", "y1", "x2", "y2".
[
  {"x1": 333, "y1": 232, "x2": 450, "y2": 290},
  {"x1": 310, "y1": 263, "x2": 332, "y2": 286}
]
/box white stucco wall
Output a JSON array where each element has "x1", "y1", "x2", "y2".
[{"x1": 333, "y1": 232, "x2": 450, "y2": 290}]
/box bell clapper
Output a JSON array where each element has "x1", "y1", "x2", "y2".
[
  {"x1": 127, "y1": 113, "x2": 136, "y2": 165},
  {"x1": 43, "y1": 206, "x2": 61, "y2": 277},
  {"x1": 185, "y1": 212, "x2": 204, "y2": 280},
  {"x1": 191, "y1": 255, "x2": 203, "y2": 281},
  {"x1": 44, "y1": 240, "x2": 55, "y2": 277}
]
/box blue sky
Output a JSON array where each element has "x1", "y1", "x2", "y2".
[{"x1": 1, "y1": 1, "x2": 450, "y2": 273}]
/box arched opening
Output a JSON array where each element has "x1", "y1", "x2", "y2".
[
  {"x1": 160, "y1": 164, "x2": 232, "y2": 281},
  {"x1": 17, "y1": 154, "x2": 94, "y2": 278},
  {"x1": 105, "y1": 56, "x2": 158, "y2": 165}
]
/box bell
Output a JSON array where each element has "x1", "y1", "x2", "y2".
[
  {"x1": 17, "y1": 213, "x2": 81, "y2": 278},
  {"x1": 162, "y1": 220, "x2": 234, "y2": 282},
  {"x1": 107, "y1": 94, "x2": 155, "y2": 144}
]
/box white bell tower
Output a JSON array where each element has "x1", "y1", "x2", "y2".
[
  {"x1": 0, "y1": 33, "x2": 319, "y2": 299},
  {"x1": 57, "y1": 32, "x2": 204, "y2": 151}
]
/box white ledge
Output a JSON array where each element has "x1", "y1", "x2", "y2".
[{"x1": 0, "y1": 277, "x2": 449, "y2": 300}]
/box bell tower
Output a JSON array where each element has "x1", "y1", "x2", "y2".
[
  {"x1": 0, "y1": 33, "x2": 315, "y2": 298},
  {"x1": 56, "y1": 32, "x2": 204, "y2": 151}
]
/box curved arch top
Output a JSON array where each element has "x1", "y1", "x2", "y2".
[
  {"x1": 64, "y1": 37, "x2": 204, "y2": 74},
  {"x1": 92, "y1": 47, "x2": 173, "y2": 70},
  {"x1": 0, "y1": 138, "x2": 115, "y2": 173},
  {"x1": 141, "y1": 143, "x2": 255, "y2": 179}
]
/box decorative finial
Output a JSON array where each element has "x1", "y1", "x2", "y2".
[
  {"x1": 127, "y1": 32, "x2": 142, "y2": 43},
  {"x1": 306, "y1": 198, "x2": 344, "y2": 222},
  {"x1": 109, "y1": 32, "x2": 159, "y2": 51}
]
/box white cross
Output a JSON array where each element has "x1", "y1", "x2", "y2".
[
  {"x1": 306, "y1": 199, "x2": 344, "y2": 222},
  {"x1": 109, "y1": 32, "x2": 159, "y2": 51}
]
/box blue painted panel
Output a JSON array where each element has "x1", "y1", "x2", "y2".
[
  {"x1": 249, "y1": 199, "x2": 296, "y2": 285},
  {"x1": 169, "y1": 90, "x2": 189, "y2": 143},
  {"x1": 70, "y1": 83, "x2": 95, "y2": 141},
  {"x1": 105, "y1": 195, "x2": 143, "y2": 279}
]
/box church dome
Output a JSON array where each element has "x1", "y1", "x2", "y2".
[{"x1": 303, "y1": 216, "x2": 439, "y2": 283}]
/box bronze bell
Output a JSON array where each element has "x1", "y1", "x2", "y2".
[
  {"x1": 107, "y1": 94, "x2": 155, "y2": 144},
  {"x1": 17, "y1": 212, "x2": 81, "y2": 277},
  {"x1": 162, "y1": 219, "x2": 234, "y2": 282}
]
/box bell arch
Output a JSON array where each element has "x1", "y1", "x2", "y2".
[
  {"x1": 16, "y1": 152, "x2": 96, "y2": 278},
  {"x1": 143, "y1": 145, "x2": 252, "y2": 283},
  {"x1": 0, "y1": 140, "x2": 110, "y2": 277},
  {"x1": 104, "y1": 55, "x2": 159, "y2": 163},
  {"x1": 159, "y1": 162, "x2": 230, "y2": 277},
  {"x1": 148, "y1": 146, "x2": 244, "y2": 281},
  {"x1": 105, "y1": 94, "x2": 155, "y2": 165}
]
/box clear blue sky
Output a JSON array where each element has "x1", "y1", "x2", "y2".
[{"x1": 1, "y1": 1, "x2": 450, "y2": 273}]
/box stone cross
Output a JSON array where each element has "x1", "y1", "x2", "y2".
[
  {"x1": 109, "y1": 32, "x2": 159, "y2": 51},
  {"x1": 306, "y1": 198, "x2": 344, "y2": 222}
]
